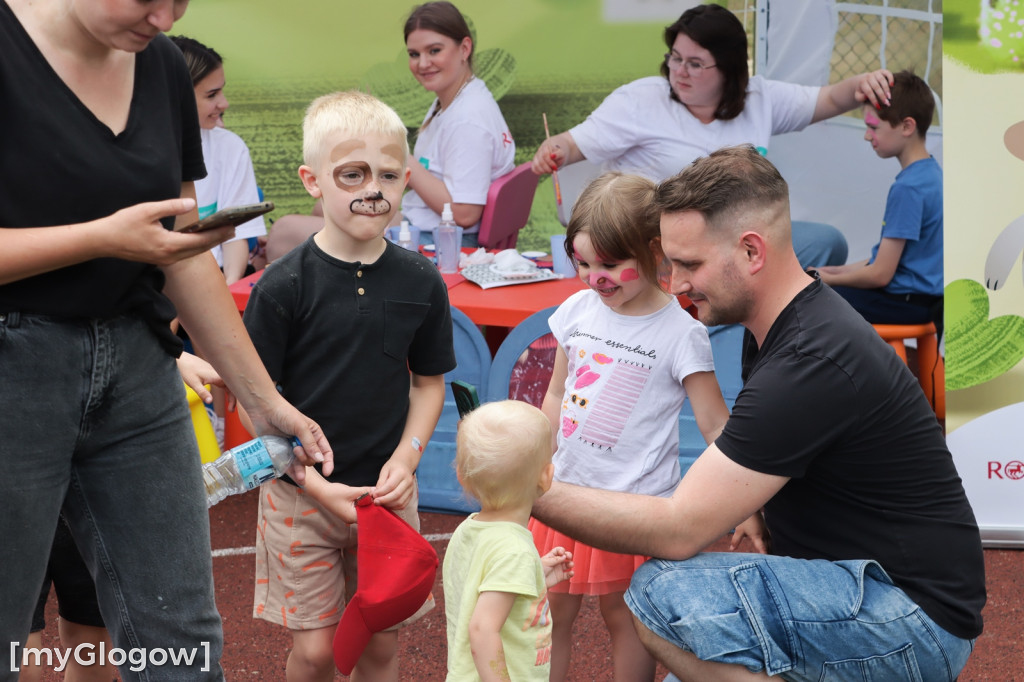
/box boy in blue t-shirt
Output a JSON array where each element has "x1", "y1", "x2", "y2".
[{"x1": 817, "y1": 70, "x2": 942, "y2": 331}]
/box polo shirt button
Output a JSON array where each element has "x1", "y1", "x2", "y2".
[
  {"x1": 357, "y1": 288, "x2": 365, "y2": 295},
  {"x1": 357, "y1": 271, "x2": 363, "y2": 278}
]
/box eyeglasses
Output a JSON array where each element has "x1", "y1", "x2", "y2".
[{"x1": 664, "y1": 53, "x2": 717, "y2": 76}]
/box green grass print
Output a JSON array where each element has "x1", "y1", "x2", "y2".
[
  {"x1": 173, "y1": 0, "x2": 672, "y2": 251},
  {"x1": 223, "y1": 81, "x2": 614, "y2": 251},
  {"x1": 946, "y1": 0, "x2": 1024, "y2": 73}
]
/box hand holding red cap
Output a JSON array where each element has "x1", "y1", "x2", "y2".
[{"x1": 332, "y1": 494, "x2": 438, "y2": 675}]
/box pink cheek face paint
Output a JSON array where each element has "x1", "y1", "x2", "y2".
[
  {"x1": 619, "y1": 268, "x2": 640, "y2": 282},
  {"x1": 863, "y1": 111, "x2": 880, "y2": 144}
]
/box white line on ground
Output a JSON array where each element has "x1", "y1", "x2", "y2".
[{"x1": 211, "y1": 532, "x2": 454, "y2": 558}]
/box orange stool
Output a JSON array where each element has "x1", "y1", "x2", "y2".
[{"x1": 871, "y1": 322, "x2": 944, "y2": 421}]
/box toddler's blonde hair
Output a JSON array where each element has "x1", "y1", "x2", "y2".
[{"x1": 456, "y1": 400, "x2": 552, "y2": 510}]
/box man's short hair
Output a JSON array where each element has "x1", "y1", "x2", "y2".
[
  {"x1": 876, "y1": 70, "x2": 935, "y2": 138},
  {"x1": 655, "y1": 145, "x2": 789, "y2": 233},
  {"x1": 301, "y1": 91, "x2": 409, "y2": 168}
]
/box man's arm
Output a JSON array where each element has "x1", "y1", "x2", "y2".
[{"x1": 532, "y1": 444, "x2": 788, "y2": 560}]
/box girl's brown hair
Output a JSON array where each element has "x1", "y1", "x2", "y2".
[{"x1": 565, "y1": 172, "x2": 661, "y2": 286}]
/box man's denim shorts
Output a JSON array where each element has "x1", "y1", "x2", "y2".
[{"x1": 625, "y1": 553, "x2": 974, "y2": 681}]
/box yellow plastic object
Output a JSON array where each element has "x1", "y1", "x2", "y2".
[{"x1": 185, "y1": 384, "x2": 221, "y2": 464}]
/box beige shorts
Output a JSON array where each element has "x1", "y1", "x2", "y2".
[{"x1": 253, "y1": 478, "x2": 434, "y2": 631}]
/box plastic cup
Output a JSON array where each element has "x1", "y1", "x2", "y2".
[
  {"x1": 386, "y1": 225, "x2": 421, "y2": 250},
  {"x1": 550, "y1": 234, "x2": 576, "y2": 277},
  {"x1": 433, "y1": 226, "x2": 463, "y2": 273}
]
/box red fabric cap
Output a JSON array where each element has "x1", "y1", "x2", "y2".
[{"x1": 332, "y1": 495, "x2": 438, "y2": 675}]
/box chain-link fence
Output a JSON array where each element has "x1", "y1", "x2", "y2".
[{"x1": 725, "y1": 0, "x2": 942, "y2": 124}]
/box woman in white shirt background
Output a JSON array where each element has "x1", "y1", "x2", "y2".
[
  {"x1": 532, "y1": 3, "x2": 894, "y2": 269},
  {"x1": 398, "y1": 0, "x2": 515, "y2": 246},
  {"x1": 265, "y1": 0, "x2": 515, "y2": 255},
  {"x1": 171, "y1": 35, "x2": 267, "y2": 284}
]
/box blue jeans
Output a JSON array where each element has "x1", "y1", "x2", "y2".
[
  {"x1": 626, "y1": 553, "x2": 973, "y2": 681},
  {"x1": 0, "y1": 313, "x2": 223, "y2": 681},
  {"x1": 792, "y1": 222, "x2": 847, "y2": 269}
]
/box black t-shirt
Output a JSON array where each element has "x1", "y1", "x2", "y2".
[
  {"x1": 243, "y1": 238, "x2": 456, "y2": 486},
  {"x1": 0, "y1": 5, "x2": 204, "y2": 353},
  {"x1": 717, "y1": 280, "x2": 985, "y2": 640}
]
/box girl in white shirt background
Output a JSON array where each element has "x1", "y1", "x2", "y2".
[{"x1": 171, "y1": 35, "x2": 268, "y2": 285}]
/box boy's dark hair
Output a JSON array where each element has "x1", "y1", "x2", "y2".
[
  {"x1": 169, "y1": 35, "x2": 223, "y2": 87},
  {"x1": 404, "y1": 1, "x2": 474, "y2": 68},
  {"x1": 877, "y1": 70, "x2": 935, "y2": 137},
  {"x1": 661, "y1": 4, "x2": 749, "y2": 121}
]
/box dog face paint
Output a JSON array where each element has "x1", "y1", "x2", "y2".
[
  {"x1": 348, "y1": 187, "x2": 392, "y2": 216},
  {"x1": 322, "y1": 135, "x2": 407, "y2": 219},
  {"x1": 306, "y1": 131, "x2": 409, "y2": 242}
]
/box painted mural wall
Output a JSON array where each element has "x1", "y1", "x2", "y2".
[{"x1": 943, "y1": 0, "x2": 1024, "y2": 543}]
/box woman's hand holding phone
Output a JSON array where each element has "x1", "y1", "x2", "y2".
[{"x1": 175, "y1": 201, "x2": 274, "y2": 234}]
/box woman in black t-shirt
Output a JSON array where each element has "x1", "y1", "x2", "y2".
[{"x1": 0, "y1": 1, "x2": 332, "y2": 677}]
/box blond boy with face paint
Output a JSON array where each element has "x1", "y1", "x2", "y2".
[
  {"x1": 816, "y1": 70, "x2": 943, "y2": 330},
  {"x1": 242, "y1": 91, "x2": 456, "y2": 682}
]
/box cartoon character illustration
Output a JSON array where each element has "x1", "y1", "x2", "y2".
[{"x1": 946, "y1": 119, "x2": 1024, "y2": 390}]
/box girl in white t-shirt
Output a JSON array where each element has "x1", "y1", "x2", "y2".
[
  {"x1": 400, "y1": 1, "x2": 515, "y2": 244},
  {"x1": 266, "y1": 2, "x2": 515, "y2": 255},
  {"x1": 529, "y1": 172, "x2": 732, "y2": 682},
  {"x1": 171, "y1": 36, "x2": 267, "y2": 285}
]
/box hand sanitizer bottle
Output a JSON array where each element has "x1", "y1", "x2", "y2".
[{"x1": 397, "y1": 220, "x2": 416, "y2": 251}]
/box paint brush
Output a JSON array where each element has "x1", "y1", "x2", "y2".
[{"x1": 543, "y1": 112, "x2": 562, "y2": 206}]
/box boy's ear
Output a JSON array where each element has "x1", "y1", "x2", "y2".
[
  {"x1": 900, "y1": 116, "x2": 918, "y2": 138},
  {"x1": 298, "y1": 165, "x2": 322, "y2": 199},
  {"x1": 403, "y1": 166, "x2": 411, "y2": 189}
]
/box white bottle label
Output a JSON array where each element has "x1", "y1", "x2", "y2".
[{"x1": 234, "y1": 440, "x2": 278, "y2": 490}]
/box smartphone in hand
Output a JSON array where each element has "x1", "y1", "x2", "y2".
[{"x1": 176, "y1": 201, "x2": 274, "y2": 234}]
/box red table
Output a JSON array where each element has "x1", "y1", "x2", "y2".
[
  {"x1": 229, "y1": 269, "x2": 466, "y2": 310},
  {"x1": 445, "y1": 276, "x2": 585, "y2": 327},
  {"x1": 229, "y1": 267, "x2": 582, "y2": 326},
  {"x1": 230, "y1": 267, "x2": 692, "y2": 327}
]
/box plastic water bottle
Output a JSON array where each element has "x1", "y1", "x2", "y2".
[
  {"x1": 203, "y1": 435, "x2": 299, "y2": 507},
  {"x1": 397, "y1": 220, "x2": 416, "y2": 251},
  {"x1": 435, "y1": 203, "x2": 460, "y2": 273}
]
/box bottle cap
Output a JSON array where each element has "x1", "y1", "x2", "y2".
[{"x1": 441, "y1": 203, "x2": 453, "y2": 223}]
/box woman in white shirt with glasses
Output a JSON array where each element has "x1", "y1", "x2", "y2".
[{"x1": 532, "y1": 3, "x2": 893, "y2": 269}]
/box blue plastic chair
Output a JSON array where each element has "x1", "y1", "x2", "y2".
[
  {"x1": 417, "y1": 307, "x2": 492, "y2": 514},
  {"x1": 485, "y1": 306, "x2": 559, "y2": 407},
  {"x1": 677, "y1": 323, "x2": 745, "y2": 475}
]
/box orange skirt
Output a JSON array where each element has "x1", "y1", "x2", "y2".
[{"x1": 529, "y1": 517, "x2": 649, "y2": 596}]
